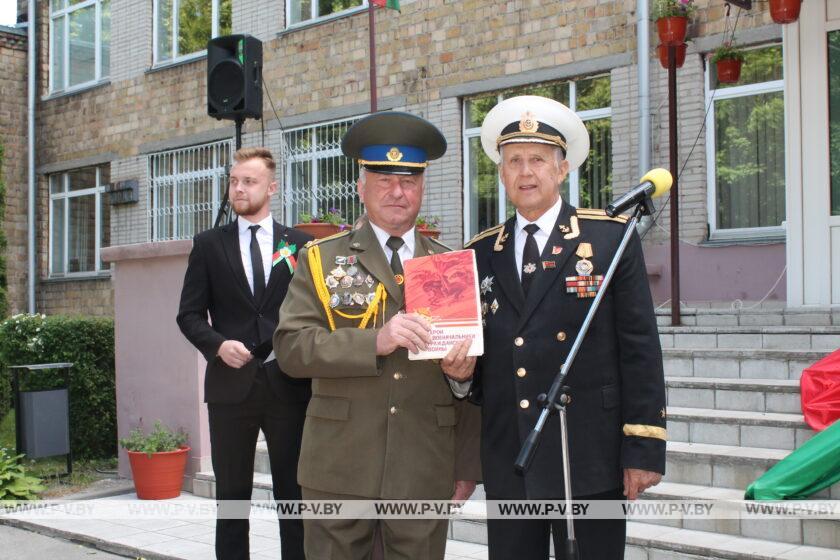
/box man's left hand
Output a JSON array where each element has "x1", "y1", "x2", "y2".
[
  {"x1": 441, "y1": 338, "x2": 476, "y2": 382},
  {"x1": 451, "y1": 480, "x2": 476, "y2": 504},
  {"x1": 623, "y1": 468, "x2": 662, "y2": 500}
]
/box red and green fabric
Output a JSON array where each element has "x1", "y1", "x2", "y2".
[
  {"x1": 372, "y1": 0, "x2": 400, "y2": 11},
  {"x1": 273, "y1": 241, "x2": 297, "y2": 274}
]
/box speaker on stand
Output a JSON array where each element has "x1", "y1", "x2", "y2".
[{"x1": 207, "y1": 34, "x2": 263, "y2": 227}]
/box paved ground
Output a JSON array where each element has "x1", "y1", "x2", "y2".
[
  {"x1": 0, "y1": 523, "x2": 132, "y2": 559},
  {"x1": 0, "y1": 491, "x2": 489, "y2": 560}
]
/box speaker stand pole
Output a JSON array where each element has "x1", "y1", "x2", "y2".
[{"x1": 214, "y1": 116, "x2": 244, "y2": 227}]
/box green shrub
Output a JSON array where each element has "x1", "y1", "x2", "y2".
[
  {"x1": 0, "y1": 314, "x2": 116, "y2": 459},
  {"x1": 120, "y1": 420, "x2": 188, "y2": 458},
  {"x1": 0, "y1": 447, "x2": 45, "y2": 501}
]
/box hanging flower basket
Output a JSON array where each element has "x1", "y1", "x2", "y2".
[
  {"x1": 658, "y1": 43, "x2": 687, "y2": 69},
  {"x1": 769, "y1": 0, "x2": 802, "y2": 24},
  {"x1": 715, "y1": 58, "x2": 743, "y2": 84},
  {"x1": 657, "y1": 16, "x2": 688, "y2": 46}
]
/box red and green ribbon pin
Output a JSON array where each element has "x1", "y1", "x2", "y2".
[{"x1": 273, "y1": 241, "x2": 297, "y2": 274}]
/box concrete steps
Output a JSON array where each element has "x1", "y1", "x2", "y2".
[
  {"x1": 659, "y1": 326, "x2": 840, "y2": 352},
  {"x1": 655, "y1": 306, "x2": 840, "y2": 328},
  {"x1": 667, "y1": 407, "x2": 812, "y2": 451},
  {"x1": 666, "y1": 377, "x2": 801, "y2": 414},
  {"x1": 663, "y1": 349, "x2": 827, "y2": 380}
]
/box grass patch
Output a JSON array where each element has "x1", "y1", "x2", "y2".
[{"x1": 0, "y1": 410, "x2": 118, "y2": 498}]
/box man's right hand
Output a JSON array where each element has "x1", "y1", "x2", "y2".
[
  {"x1": 376, "y1": 313, "x2": 432, "y2": 355},
  {"x1": 217, "y1": 340, "x2": 254, "y2": 368}
]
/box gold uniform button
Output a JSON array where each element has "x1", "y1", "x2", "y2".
[
  {"x1": 514, "y1": 337, "x2": 524, "y2": 347},
  {"x1": 519, "y1": 399, "x2": 529, "y2": 409},
  {"x1": 556, "y1": 331, "x2": 567, "y2": 342},
  {"x1": 516, "y1": 368, "x2": 527, "y2": 378},
  {"x1": 390, "y1": 406, "x2": 397, "y2": 415},
  {"x1": 393, "y1": 372, "x2": 402, "y2": 380}
]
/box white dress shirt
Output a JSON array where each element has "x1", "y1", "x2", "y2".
[
  {"x1": 369, "y1": 221, "x2": 416, "y2": 264},
  {"x1": 238, "y1": 214, "x2": 274, "y2": 294},
  {"x1": 514, "y1": 197, "x2": 563, "y2": 279}
]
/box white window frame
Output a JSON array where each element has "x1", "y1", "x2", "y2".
[
  {"x1": 282, "y1": 116, "x2": 364, "y2": 225},
  {"x1": 152, "y1": 0, "x2": 229, "y2": 66},
  {"x1": 148, "y1": 139, "x2": 233, "y2": 242},
  {"x1": 49, "y1": 0, "x2": 109, "y2": 94},
  {"x1": 462, "y1": 79, "x2": 612, "y2": 243},
  {"x1": 285, "y1": 0, "x2": 368, "y2": 29},
  {"x1": 705, "y1": 46, "x2": 786, "y2": 241},
  {"x1": 48, "y1": 167, "x2": 109, "y2": 278}
]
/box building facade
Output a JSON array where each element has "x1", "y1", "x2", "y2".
[{"x1": 3, "y1": 0, "x2": 837, "y2": 317}]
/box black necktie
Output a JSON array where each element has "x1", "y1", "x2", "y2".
[
  {"x1": 249, "y1": 225, "x2": 265, "y2": 303},
  {"x1": 386, "y1": 236, "x2": 405, "y2": 276},
  {"x1": 521, "y1": 223, "x2": 540, "y2": 296}
]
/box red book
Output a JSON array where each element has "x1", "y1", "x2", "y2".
[{"x1": 404, "y1": 249, "x2": 484, "y2": 360}]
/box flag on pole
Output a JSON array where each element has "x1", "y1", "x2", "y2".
[{"x1": 372, "y1": 0, "x2": 400, "y2": 11}]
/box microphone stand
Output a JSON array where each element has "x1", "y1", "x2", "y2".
[{"x1": 514, "y1": 195, "x2": 656, "y2": 560}]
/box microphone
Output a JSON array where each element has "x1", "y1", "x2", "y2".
[{"x1": 605, "y1": 168, "x2": 673, "y2": 218}]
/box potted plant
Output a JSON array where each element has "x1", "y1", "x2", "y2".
[
  {"x1": 416, "y1": 215, "x2": 441, "y2": 239},
  {"x1": 769, "y1": 0, "x2": 802, "y2": 24},
  {"x1": 120, "y1": 420, "x2": 189, "y2": 500},
  {"x1": 711, "y1": 43, "x2": 745, "y2": 84},
  {"x1": 651, "y1": 0, "x2": 696, "y2": 46},
  {"x1": 657, "y1": 42, "x2": 687, "y2": 69},
  {"x1": 294, "y1": 208, "x2": 350, "y2": 239}
]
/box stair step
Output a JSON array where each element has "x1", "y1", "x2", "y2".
[
  {"x1": 667, "y1": 407, "x2": 812, "y2": 451},
  {"x1": 659, "y1": 326, "x2": 840, "y2": 352},
  {"x1": 255, "y1": 441, "x2": 271, "y2": 475},
  {"x1": 655, "y1": 307, "x2": 839, "y2": 328},
  {"x1": 666, "y1": 377, "x2": 801, "y2": 414},
  {"x1": 663, "y1": 349, "x2": 827, "y2": 381},
  {"x1": 665, "y1": 441, "x2": 786, "y2": 491}
]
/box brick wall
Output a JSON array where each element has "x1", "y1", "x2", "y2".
[{"x1": 1, "y1": 28, "x2": 28, "y2": 315}]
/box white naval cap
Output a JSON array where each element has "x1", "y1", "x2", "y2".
[{"x1": 480, "y1": 95, "x2": 590, "y2": 171}]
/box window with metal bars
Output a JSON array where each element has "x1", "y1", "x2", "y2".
[{"x1": 148, "y1": 140, "x2": 232, "y2": 241}]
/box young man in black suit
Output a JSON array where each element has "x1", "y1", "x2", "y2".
[{"x1": 177, "y1": 147, "x2": 312, "y2": 560}]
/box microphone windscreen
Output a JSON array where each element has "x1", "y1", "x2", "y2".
[{"x1": 639, "y1": 168, "x2": 673, "y2": 198}]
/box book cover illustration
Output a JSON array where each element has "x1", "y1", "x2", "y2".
[{"x1": 404, "y1": 249, "x2": 484, "y2": 360}]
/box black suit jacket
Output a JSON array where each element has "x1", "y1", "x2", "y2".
[
  {"x1": 177, "y1": 219, "x2": 313, "y2": 404},
  {"x1": 467, "y1": 202, "x2": 666, "y2": 499}
]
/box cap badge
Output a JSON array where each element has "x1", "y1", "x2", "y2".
[
  {"x1": 519, "y1": 111, "x2": 539, "y2": 134},
  {"x1": 386, "y1": 147, "x2": 404, "y2": 162}
]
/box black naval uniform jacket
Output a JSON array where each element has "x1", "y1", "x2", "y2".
[{"x1": 466, "y1": 201, "x2": 666, "y2": 499}]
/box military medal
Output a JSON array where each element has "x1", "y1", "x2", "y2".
[
  {"x1": 352, "y1": 292, "x2": 366, "y2": 305},
  {"x1": 365, "y1": 274, "x2": 374, "y2": 288},
  {"x1": 342, "y1": 292, "x2": 353, "y2": 306},
  {"x1": 482, "y1": 301, "x2": 489, "y2": 316},
  {"x1": 480, "y1": 276, "x2": 494, "y2": 295},
  {"x1": 326, "y1": 276, "x2": 339, "y2": 289},
  {"x1": 575, "y1": 243, "x2": 594, "y2": 276},
  {"x1": 366, "y1": 292, "x2": 376, "y2": 304},
  {"x1": 340, "y1": 275, "x2": 354, "y2": 289},
  {"x1": 329, "y1": 293, "x2": 341, "y2": 308},
  {"x1": 565, "y1": 274, "x2": 604, "y2": 298},
  {"x1": 330, "y1": 265, "x2": 346, "y2": 278},
  {"x1": 353, "y1": 273, "x2": 365, "y2": 287},
  {"x1": 335, "y1": 256, "x2": 347, "y2": 265},
  {"x1": 523, "y1": 262, "x2": 537, "y2": 275},
  {"x1": 490, "y1": 299, "x2": 499, "y2": 314},
  {"x1": 346, "y1": 265, "x2": 359, "y2": 277},
  {"x1": 347, "y1": 255, "x2": 357, "y2": 265}
]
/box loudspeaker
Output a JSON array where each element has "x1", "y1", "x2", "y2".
[{"x1": 207, "y1": 34, "x2": 263, "y2": 121}]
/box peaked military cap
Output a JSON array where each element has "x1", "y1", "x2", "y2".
[
  {"x1": 341, "y1": 111, "x2": 447, "y2": 175},
  {"x1": 480, "y1": 95, "x2": 590, "y2": 171}
]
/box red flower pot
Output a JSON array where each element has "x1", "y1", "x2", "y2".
[
  {"x1": 658, "y1": 43, "x2": 687, "y2": 69},
  {"x1": 769, "y1": 0, "x2": 802, "y2": 24},
  {"x1": 417, "y1": 226, "x2": 440, "y2": 239},
  {"x1": 293, "y1": 222, "x2": 348, "y2": 239},
  {"x1": 657, "y1": 16, "x2": 688, "y2": 46},
  {"x1": 127, "y1": 446, "x2": 190, "y2": 500},
  {"x1": 716, "y1": 58, "x2": 742, "y2": 84}
]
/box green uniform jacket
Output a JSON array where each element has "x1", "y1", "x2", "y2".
[{"x1": 273, "y1": 220, "x2": 481, "y2": 500}]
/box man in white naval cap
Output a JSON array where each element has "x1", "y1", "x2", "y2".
[{"x1": 464, "y1": 95, "x2": 666, "y2": 559}]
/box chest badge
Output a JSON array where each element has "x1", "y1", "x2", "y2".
[{"x1": 480, "y1": 275, "x2": 494, "y2": 295}]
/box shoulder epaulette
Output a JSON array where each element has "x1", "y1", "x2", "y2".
[
  {"x1": 576, "y1": 208, "x2": 629, "y2": 224},
  {"x1": 464, "y1": 224, "x2": 504, "y2": 248},
  {"x1": 429, "y1": 237, "x2": 453, "y2": 251},
  {"x1": 303, "y1": 229, "x2": 352, "y2": 248}
]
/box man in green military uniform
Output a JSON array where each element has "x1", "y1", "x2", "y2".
[{"x1": 273, "y1": 111, "x2": 479, "y2": 560}]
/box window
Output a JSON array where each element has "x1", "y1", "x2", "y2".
[
  {"x1": 148, "y1": 140, "x2": 232, "y2": 241},
  {"x1": 462, "y1": 76, "x2": 612, "y2": 240},
  {"x1": 154, "y1": 0, "x2": 232, "y2": 64},
  {"x1": 49, "y1": 0, "x2": 110, "y2": 93},
  {"x1": 49, "y1": 165, "x2": 110, "y2": 276},
  {"x1": 287, "y1": 0, "x2": 364, "y2": 26},
  {"x1": 283, "y1": 117, "x2": 363, "y2": 225},
  {"x1": 829, "y1": 31, "x2": 840, "y2": 216},
  {"x1": 706, "y1": 45, "x2": 785, "y2": 238}
]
